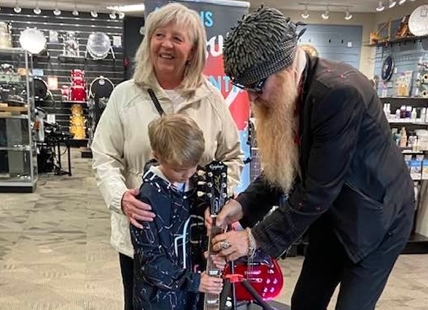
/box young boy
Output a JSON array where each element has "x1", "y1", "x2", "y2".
[{"x1": 130, "y1": 114, "x2": 224, "y2": 310}]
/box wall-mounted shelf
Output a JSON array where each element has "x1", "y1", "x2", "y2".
[{"x1": 369, "y1": 34, "x2": 428, "y2": 47}]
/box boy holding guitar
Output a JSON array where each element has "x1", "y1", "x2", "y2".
[{"x1": 130, "y1": 114, "x2": 224, "y2": 310}]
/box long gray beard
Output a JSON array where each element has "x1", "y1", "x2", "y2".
[{"x1": 252, "y1": 89, "x2": 299, "y2": 193}]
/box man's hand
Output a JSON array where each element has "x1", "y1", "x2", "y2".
[
  {"x1": 205, "y1": 199, "x2": 244, "y2": 230},
  {"x1": 212, "y1": 230, "x2": 249, "y2": 262},
  {"x1": 121, "y1": 189, "x2": 155, "y2": 228},
  {"x1": 198, "y1": 271, "x2": 223, "y2": 294}
]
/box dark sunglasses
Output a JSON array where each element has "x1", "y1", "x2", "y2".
[{"x1": 232, "y1": 77, "x2": 267, "y2": 94}]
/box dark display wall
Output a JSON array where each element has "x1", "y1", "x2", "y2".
[{"x1": 0, "y1": 7, "x2": 124, "y2": 143}]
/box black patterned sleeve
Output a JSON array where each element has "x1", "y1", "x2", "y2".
[{"x1": 130, "y1": 196, "x2": 201, "y2": 293}]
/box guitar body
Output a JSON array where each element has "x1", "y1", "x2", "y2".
[{"x1": 224, "y1": 253, "x2": 283, "y2": 301}]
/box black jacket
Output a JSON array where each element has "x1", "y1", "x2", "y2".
[
  {"x1": 238, "y1": 56, "x2": 415, "y2": 263},
  {"x1": 130, "y1": 168, "x2": 206, "y2": 310}
]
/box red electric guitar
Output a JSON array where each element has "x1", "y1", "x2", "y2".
[{"x1": 224, "y1": 118, "x2": 284, "y2": 302}]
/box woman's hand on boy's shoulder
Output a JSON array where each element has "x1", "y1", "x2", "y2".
[{"x1": 121, "y1": 188, "x2": 156, "y2": 228}]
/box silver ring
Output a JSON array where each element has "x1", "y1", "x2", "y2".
[{"x1": 220, "y1": 240, "x2": 231, "y2": 250}]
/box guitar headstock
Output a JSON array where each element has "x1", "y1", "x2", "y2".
[{"x1": 205, "y1": 161, "x2": 228, "y2": 216}]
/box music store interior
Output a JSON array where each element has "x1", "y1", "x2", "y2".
[{"x1": 0, "y1": 0, "x2": 427, "y2": 309}]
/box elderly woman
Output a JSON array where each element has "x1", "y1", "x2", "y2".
[{"x1": 91, "y1": 3, "x2": 243, "y2": 310}]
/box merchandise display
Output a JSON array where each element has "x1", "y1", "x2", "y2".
[
  {"x1": 0, "y1": 22, "x2": 12, "y2": 49},
  {"x1": 19, "y1": 27, "x2": 46, "y2": 55},
  {"x1": 86, "y1": 32, "x2": 114, "y2": 60},
  {"x1": 0, "y1": 48, "x2": 37, "y2": 192}
]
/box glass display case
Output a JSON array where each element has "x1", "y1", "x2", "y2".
[{"x1": 0, "y1": 48, "x2": 37, "y2": 192}]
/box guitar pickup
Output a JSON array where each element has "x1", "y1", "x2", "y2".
[
  {"x1": 244, "y1": 270, "x2": 261, "y2": 276},
  {"x1": 208, "y1": 270, "x2": 220, "y2": 276}
]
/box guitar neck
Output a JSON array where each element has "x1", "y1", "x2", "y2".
[
  {"x1": 250, "y1": 147, "x2": 261, "y2": 181},
  {"x1": 204, "y1": 221, "x2": 223, "y2": 310}
]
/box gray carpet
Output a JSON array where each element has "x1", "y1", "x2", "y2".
[{"x1": 0, "y1": 149, "x2": 427, "y2": 309}]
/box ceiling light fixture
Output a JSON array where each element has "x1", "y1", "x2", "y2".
[
  {"x1": 106, "y1": 4, "x2": 145, "y2": 12},
  {"x1": 301, "y1": 5, "x2": 309, "y2": 19},
  {"x1": 72, "y1": 3, "x2": 79, "y2": 16},
  {"x1": 388, "y1": 0, "x2": 397, "y2": 8},
  {"x1": 91, "y1": 10, "x2": 98, "y2": 18},
  {"x1": 118, "y1": 12, "x2": 125, "y2": 19},
  {"x1": 14, "y1": 0, "x2": 21, "y2": 13},
  {"x1": 344, "y1": 9, "x2": 353, "y2": 20},
  {"x1": 398, "y1": 0, "x2": 406, "y2": 4},
  {"x1": 321, "y1": 7, "x2": 329, "y2": 20},
  {"x1": 376, "y1": 0, "x2": 385, "y2": 11},
  {"x1": 109, "y1": 12, "x2": 117, "y2": 19},
  {"x1": 33, "y1": 0, "x2": 41, "y2": 14},
  {"x1": 53, "y1": 1, "x2": 61, "y2": 16}
]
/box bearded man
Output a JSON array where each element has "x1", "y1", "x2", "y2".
[{"x1": 207, "y1": 6, "x2": 415, "y2": 310}]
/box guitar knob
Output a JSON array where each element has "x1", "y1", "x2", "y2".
[
  {"x1": 273, "y1": 278, "x2": 278, "y2": 284},
  {"x1": 266, "y1": 279, "x2": 271, "y2": 284},
  {"x1": 263, "y1": 288, "x2": 268, "y2": 293},
  {"x1": 270, "y1": 288, "x2": 275, "y2": 293}
]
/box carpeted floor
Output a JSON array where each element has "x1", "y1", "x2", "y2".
[{"x1": 0, "y1": 150, "x2": 427, "y2": 309}]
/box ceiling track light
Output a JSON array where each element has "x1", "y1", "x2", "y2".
[
  {"x1": 388, "y1": 0, "x2": 397, "y2": 8},
  {"x1": 91, "y1": 10, "x2": 98, "y2": 18},
  {"x1": 33, "y1": 0, "x2": 41, "y2": 14},
  {"x1": 398, "y1": 0, "x2": 406, "y2": 4},
  {"x1": 376, "y1": 0, "x2": 385, "y2": 11},
  {"x1": 321, "y1": 7, "x2": 329, "y2": 20},
  {"x1": 53, "y1": 8, "x2": 61, "y2": 16},
  {"x1": 109, "y1": 11, "x2": 117, "y2": 19},
  {"x1": 301, "y1": 5, "x2": 309, "y2": 19},
  {"x1": 118, "y1": 12, "x2": 125, "y2": 19},
  {"x1": 14, "y1": 0, "x2": 21, "y2": 13},
  {"x1": 344, "y1": 9, "x2": 353, "y2": 20},
  {"x1": 72, "y1": 3, "x2": 79, "y2": 16}
]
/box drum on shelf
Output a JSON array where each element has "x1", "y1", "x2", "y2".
[
  {"x1": 70, "y1": 104, "x2": 83, "y2": 115},
  {"x1": 86, "y1": 32, "x2": 112, "y2": 60},
  {"x1": 89, "y1": 76, "x2": 114, "y2": 99},
  {"x1": 19, "y1": 28, "x2": 47, "y2": 55},
  {"x1": 34, "y1": 77, "x2": 49, "y2": 100}
]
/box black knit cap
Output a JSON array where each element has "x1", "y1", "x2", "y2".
[{"x1": 223, "y1": 6, "x2": 300, "y2": 86}]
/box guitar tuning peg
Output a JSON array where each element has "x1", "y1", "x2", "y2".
[
  {"x1": 197, "y1": 170, "x2": 206, "y2": 176},
  {"x1": 197, "y1": 191, "x2": 206, "y2": 197},
  {"x1": 197, "y1": 181, "x2": 206, "y2": 186}
]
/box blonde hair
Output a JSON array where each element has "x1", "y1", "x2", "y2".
[
  {"x1": 133, "y1": 3, "x2": 207, "y2": 95},
  {"x1": 148, "y1": 114, "x2": 205, "y2": 166}
]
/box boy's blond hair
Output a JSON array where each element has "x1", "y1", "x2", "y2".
[{"x1": 148, "y1": 114, "x2": 205, "y2": 166}]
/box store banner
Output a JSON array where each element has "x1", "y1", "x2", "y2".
[{"x1": 145, "y1": 0, "x2": 252, "y2": 192}]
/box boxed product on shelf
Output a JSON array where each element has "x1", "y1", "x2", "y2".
[{"x1": 422, "y1": 159, "x2": 428, "y2": 180}]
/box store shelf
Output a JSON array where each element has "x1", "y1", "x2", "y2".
[
  {"x1": 402, "y1": 233, "x2": 428, "y2": 254},
  {"x1": 369, "y1": 34, "x2": 428, "y2": 47},
  {"x1": 380, "y1": 97, "x2": 428, "y2": 100},
  {"x1": 0, "y1": 115, "x2": 28, "y2": 119},
  {"x1": 0, "y1": 47, "x2": 25, "y2": 55},
  {"x1": 0, "y1": 146, "x2": 31, "y2": 151},
  {"x1": 388, "y1": 119, "x2": 428, "y2": 125}
]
